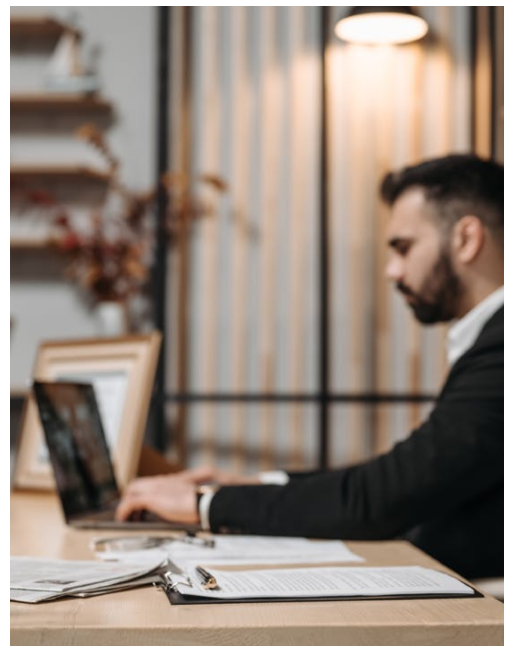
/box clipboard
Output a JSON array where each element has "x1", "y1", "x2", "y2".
[
  {"x1": 162, "y1": 588, "x2": 483, "y2": 605},
  {"x1": 155, "y1": 566, "x2": 484, "y2": 606}
]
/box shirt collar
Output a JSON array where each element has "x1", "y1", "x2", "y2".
[{"x1": 447, "y1": 286, "x2": 504, "y2": 366}]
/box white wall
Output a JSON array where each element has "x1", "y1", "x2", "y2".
[{"x1": 10, "y1": 7, "x2": 157, "y2": 389}]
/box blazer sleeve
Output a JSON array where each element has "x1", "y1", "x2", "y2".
[{"x1": 209, "y1": 342, "x2": 503, "y2": 539}]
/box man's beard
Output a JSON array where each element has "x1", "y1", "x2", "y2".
[{"x1": 397, "y1": 249, "x2": 462, "y2": 324}]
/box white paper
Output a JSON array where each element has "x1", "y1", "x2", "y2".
[
  {"x1": 10, "y1": 574, "x2": 160, "y2": 604},
  {"x1": 95, "y1": 535, "x2": 364, "y2": 572},
  {"x1": 10, "y1": 588, "x2": 64, "y2": 603},
  {"x1": 10, "y1": 556, "x2": 163, "y2": 593},
  {"x1": 176, "y1": 565, "x2": 474, "y2": 600}
]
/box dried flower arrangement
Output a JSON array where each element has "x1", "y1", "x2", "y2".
[
  {"x1": 50, "y1": 124, "x2": 156, "y2": 304},
  {"x1": 13, "y1": 123, "x2": 227, "y2": 307}
]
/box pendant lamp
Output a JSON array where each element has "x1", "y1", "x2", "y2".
[{"x1": 334, "y1": 7, "x2": 428, "y2": 45}]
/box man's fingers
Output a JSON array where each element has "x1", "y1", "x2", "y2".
[
  {"x1": 123, "y1": 476, "x2": 167, "y2": 496},
  {"x1": 115, "y1": 495, "x2": 147, "y2": 521}
]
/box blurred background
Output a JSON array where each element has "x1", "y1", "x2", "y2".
[{"x1": 10, "y1": 7, "x2": 504, "y2": 477}]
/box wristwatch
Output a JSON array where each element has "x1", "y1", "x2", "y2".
[
  {"x1": 195, "y1": 484, "x2": 219, "y2": 530},
  {"x1": 195, "y1": 484, "x2": 217, "y2": 507}
]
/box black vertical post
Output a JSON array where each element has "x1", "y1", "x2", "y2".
[
  {"x1": 319, "y1": 7, "x2": 330, "y2": 469},
  {"x1": 152, "y1": 6, "x2": 170, "y2": 451}
]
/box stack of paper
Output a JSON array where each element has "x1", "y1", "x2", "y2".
[{"x1": 10, "y1": 556, "x2": 165, "y2": 603}]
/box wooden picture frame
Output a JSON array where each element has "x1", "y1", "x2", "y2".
[{"x1": 13, "y1": 331, "x2": 162, "y2": 491}]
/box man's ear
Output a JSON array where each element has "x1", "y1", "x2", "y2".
[{"x1": 452, "y1": 215, "x2": 485, "y2": 264}]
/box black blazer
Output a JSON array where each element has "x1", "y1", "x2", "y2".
[{"x1": 210, "y1": 307, "x2": 504, "y2": 579}]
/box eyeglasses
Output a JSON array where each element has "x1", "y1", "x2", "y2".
[{"x1": 91, "y1": 534, "x2": 215, "y2": 554}]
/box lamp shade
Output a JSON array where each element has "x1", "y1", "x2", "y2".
[{"x1": 334, "y1": 7, "x2": 428, "y2": 45}]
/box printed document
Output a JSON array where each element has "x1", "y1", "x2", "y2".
[
  {"x1": 175, "y1": 565, "x2": 474, "y2": 600},
  {"x1": 94, "y1": 534, "x2": 364, "y2": 571}
]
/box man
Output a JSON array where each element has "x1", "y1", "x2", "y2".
[{"x1": 117, "y1": 154, "x2": 503, "y2": 580}]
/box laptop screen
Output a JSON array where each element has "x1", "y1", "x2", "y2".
[{"x1": 32, "y1": 380, "x2": 120, "y2": 520}]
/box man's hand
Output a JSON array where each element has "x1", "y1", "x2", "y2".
[
  {"x1": 115, "y1": 466, "x2": 261, "y2": 524},
  {"x1": 115, "y1": 474, "x2": 199, "y2": 524}
]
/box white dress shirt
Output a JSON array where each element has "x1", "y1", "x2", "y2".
[{"x1": 447, "y1": 287, "x2": 504, "y2": 366}]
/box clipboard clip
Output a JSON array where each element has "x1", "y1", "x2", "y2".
[
  {"x1": 153, "y1": 560, "x2": 192, "y2": 592},
  {"x1": 162, "y1": 570, "x2": 192, "y2": 592}
]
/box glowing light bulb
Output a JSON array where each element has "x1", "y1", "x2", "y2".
[{"x1": 335, "y1": 11, "x2": 428, "y2": 45}]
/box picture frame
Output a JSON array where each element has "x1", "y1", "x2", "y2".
[{"x1": 13, "y1": 331, "x2": 162, "y2": 491}]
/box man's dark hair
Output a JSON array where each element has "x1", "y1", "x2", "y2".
[{"x1": 380, "y1": 154, "x2": 504, "y2": 240}]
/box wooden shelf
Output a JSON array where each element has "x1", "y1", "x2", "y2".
[
  {"x1": 11, "y1": 94, "x2": 113, "y2": 114},
  {"x1": 10, "y1": 16, "x2": 80, "y2": 40},
  {"x1": 10, "y1": 387, "x2": 28, "y2": 399},
  {"x1": 10, "y1": 237, "x2": 56, "y2": 250},
  {"x1": 11, "y1": 165, "x2": 111, "y2": 185}
]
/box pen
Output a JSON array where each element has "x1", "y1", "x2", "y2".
[{"x1": 195, "y1": 565, "x2": 219, "y2": 590}]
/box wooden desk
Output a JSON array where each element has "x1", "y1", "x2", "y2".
[{"x1": 11, "y1": 491, "x2": 504, "y2": 646}]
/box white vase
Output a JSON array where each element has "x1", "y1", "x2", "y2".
[{"x1": 95, "y1": 301, "x2": 128, "y2": 336}]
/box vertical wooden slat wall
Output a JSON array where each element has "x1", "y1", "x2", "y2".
[
  {"x1": 171, "y1": 6, "x2": 321, "y2": 472},
  {"x1": 167, "y1": 7, "x2": 474, "y2": 473},
  {"x1": 326, "y1": 7, "x2": 472, "y2": 466},
  {"x1": 494, "y1": 7, "x2": 504, "y2": 162},
  {"x1": 256, "y1": 7, "x2": 279, "y2": 469},
  {"x1": 474, "y1": 6, "x2": 493, "y2": 159}
]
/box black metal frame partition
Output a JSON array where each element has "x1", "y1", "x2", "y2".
[
  {"x1": 150, "y1": 6, "x2": 171, "y2": 453},
  {"x1": 150, "y1": 7, "x2": 450, "y2": 467}
]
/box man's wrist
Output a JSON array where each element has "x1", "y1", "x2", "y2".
[{"x1": 195, "y1": 485, "x2": 219, "y2": 531}]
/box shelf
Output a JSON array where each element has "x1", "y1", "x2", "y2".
[
  {"x1": 10, "y1": 237, "x2": 56, "y2": 250},
  {"x1": 10, "y1": 16, "x2": 80, "y2": 41},
  {"x1": 10, "y1": 387, "x2": 28, "y2": 399},
  {"x1": 11, "y1": 94, "x2": 113, "y2": 114},
  {"x1": 11, "y1": 165, "x2": 111, "y2": 185}
]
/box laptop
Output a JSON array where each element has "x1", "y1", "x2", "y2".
[{"x1": 32, "y1": 379, "x2": 200, "y2": 532}]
